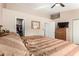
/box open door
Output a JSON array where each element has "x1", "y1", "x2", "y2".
[{"x1": 16, "y1": 18, "x2": 25, "y2": 36}]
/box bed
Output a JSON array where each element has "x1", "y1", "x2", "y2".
[
  {"x1": 23, "y1": 36, "x2": 79, "y2": 56},
  {"x1": 0, "y1": 32, "x2": 30, "y2": 56}
]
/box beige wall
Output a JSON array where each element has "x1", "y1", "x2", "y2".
[
  {"x1": 2, "y1": 8, "x2": 54, "y2": 36},
  {"x1": 0, "y1": 3, "x2": 3, "y2": 25},
  {"x1": 60, "y1": 9, "x2": 79, "y2": 20},
  {"x1": 0, "y1": 3, "x2": 6, "y2": 25}
]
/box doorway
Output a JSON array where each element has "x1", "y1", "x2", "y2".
[
  {"x1": 16, "y1": 18, "x2": 25, "y2": 36},
  {"x1": 44, "y1": 22, "x2": 55, "y2": 38},
  {"x1": 73, "y1": 20, "x2": 79, "y2": 44}
]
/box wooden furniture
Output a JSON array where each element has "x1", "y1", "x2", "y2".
[
  {"x1": 55, "y1": 28, "x2": 66, "y2": 40},
  {"x1": 0, "y1": 33, "x2": 9, "y2": 37}
]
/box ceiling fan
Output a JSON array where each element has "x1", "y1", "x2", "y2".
[{"x1": 51, "y1": 3, "x2": 65, "y2": 8}]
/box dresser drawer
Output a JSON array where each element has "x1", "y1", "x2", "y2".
[{"x1": 55, "y1": 28, "x2": 66, "y2": 40}]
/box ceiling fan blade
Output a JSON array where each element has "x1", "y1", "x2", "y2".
[
  {"x1": 51, "y1": 4, "x2": 56, "y2": 8},
  {"x1": 60, "y1": 3, "x2": 65, "y2": 7}
]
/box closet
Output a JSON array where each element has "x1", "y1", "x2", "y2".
[
  {"x1": 44, "y1": 22, "x2": 55, "y2": 39},
  {"x1": 16, "y1": 18, "x2": 25, "y2": 36},
  {"x1": 73, "y1": 20, "x2": 79, "y2": 44}
]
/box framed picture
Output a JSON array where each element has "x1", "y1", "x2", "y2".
[{"x1": 31, "y1": 21, "x2": 40, "y2": 29}]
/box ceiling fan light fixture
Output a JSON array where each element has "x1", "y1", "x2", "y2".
[
  {"x1": 55, "y1": 4, "x2": 60, "y2": 6},
  {"x1": 51, "y1": 3, "x2": 65, "y2": 8},
  {"x1": 60, "y1": 3, "x2": 65, "y2": 7}
]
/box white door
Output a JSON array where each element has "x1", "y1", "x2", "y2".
[
  {"x1": 73, "y1": 20, "x2": 79, "y2": 44},
  {"x1": 22, "y1": 20, "x2": 25, "y2": 36},
  {"x1": 44, "y1": 22, "x2": 55, "y2": 39}
]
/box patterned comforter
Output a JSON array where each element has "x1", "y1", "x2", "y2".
[{"x1": 25, "y1": 37, "x2": 79, "y2": 56}]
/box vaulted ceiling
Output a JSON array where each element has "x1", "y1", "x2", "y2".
[{"x1": 6, "y1": 3, "x2": 79, "y2": 18}]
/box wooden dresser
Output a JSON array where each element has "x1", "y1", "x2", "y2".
[{"x1": 55, "y1": 28, "x2": 66, "y2": 40}]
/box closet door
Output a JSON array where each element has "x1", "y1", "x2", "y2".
[
  {"x1": 44, "y1": 22, "x2": 55, "y2": 39},
  {"x1": 73, "y1": 20, "x2": 79, "y2": 44}
]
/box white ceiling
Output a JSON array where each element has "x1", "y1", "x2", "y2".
[{"x1": 6, "y1": 3, "x2": 79, "y2": 18}]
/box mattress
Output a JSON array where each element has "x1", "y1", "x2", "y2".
[
  {"x1": 25, "y1": 37, "x2": 79, "y2": 56},
  {"x1": 0, "y1": 32, "x2": 30, "y2": 56}
]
